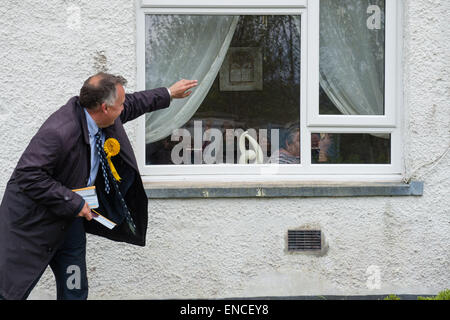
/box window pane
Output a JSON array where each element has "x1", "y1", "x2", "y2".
[
  {"x1": 145, "y1": 15, "x2": 301, "y2": 165},
  {"x1": 311, "y1": 133, "x2": 390, "y2": 164},
  {"x1": 319, "y1": 0, "x2": 385, "y2": 115}
]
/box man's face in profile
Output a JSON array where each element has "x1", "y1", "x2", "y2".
[
  {"x1": 102, "y1": 84, "x2": 125, "y2": 127},
  {"x1": 286, "y1": 130, "x2": 300, "y2": 157}
]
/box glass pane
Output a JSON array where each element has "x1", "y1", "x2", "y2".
[
  {"x1": 311, "y1": 133, "x2": 390, "y2": 164},
  {"x1": 319, "y1": 0, "x2": 385, "y2": 115},
  {"x1": 145, "y1": 15, "x2": 301, "y2": 165}
]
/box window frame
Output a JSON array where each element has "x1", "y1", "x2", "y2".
[
  {"x1": 135, "y1": 0, "x2": 404, "y2": 183},
  {"x1": 307, "y1": 0, "x2": 399, "y2": 127}
]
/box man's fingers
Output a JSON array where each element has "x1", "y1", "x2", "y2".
[
  {"x1": 169, "y1": 79, "x2": 198, "y2": 99},
  {"x1": 183, "y1": 84, "x2": 197, "y2": 90},
  {"x1": 179, "y1": 82, "x2": 197, "y2": 93},
  {"x1": 83, "y1": 203, "x2": 93, "y2": 221},
  {"x1": 181, "y1": 79, "x2": 197, "y2": 85},
  {"x1": 186, "y1": 83, "x2": 198, "y2": 90},
  {"x1": 85, "y1": 203, "x2": 92, "y2": 221},
  {"x1": 82, "y1": 210, "x2": 92, "y2": 221},
  {"x1": 186, "y1": 80, "x2": 198, "y2": 86}
]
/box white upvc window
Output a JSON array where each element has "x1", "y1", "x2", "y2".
[{"x1": 135, "y1": 0, "x2": 403, "y2": 183}]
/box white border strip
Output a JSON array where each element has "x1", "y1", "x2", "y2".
[{"x1": 140, "y1": 0, "x2": 308, "y2": 9}]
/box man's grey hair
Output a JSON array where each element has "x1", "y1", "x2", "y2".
[
  {"x1": 283, "y1": 123, "x2": 300, "y2": 147},
  {"x1": 79, "y1": 72, "x2": 127, "y2": 110}
]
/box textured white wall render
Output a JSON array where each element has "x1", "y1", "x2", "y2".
[{"x1": 0, "y1": 0, "x2": 449, "y2": 299}]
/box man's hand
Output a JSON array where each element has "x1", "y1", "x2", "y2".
[
  {"x1": 77, "y1": 202, "x2": 93, "y2": 221},
  {"x1": 169, "y1": 79, "x2": 198, "y2": 99}
]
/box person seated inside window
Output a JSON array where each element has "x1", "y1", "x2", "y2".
[
  {"x1": 311, "y1": 133, "x2": 337, "y2": 164},
  {"x1": 267, "y1": 124, "x2": 301, "y2": 164}
]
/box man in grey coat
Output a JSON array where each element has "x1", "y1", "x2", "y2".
[{"x1": 0, "y1": 73, "x2": 197, "y2": 300}]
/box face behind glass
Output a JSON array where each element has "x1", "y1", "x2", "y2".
[{"x1": 286, "y1": 131, "x2": 300, "y2": 157}]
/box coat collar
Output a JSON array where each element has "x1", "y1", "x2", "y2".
[
  {"x1": 75, "y1": 98, "x2": 91, "y2": 145},
  {"x1": 83, "y1": 108, "x2": 101, "y2": 138}
]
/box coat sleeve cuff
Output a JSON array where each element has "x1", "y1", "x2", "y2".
[{"x1": 73, "y1": 198, "x2": 85, "y2": 218}]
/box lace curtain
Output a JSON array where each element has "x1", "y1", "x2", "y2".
[
  {"x1": 319, "y1": 0, "x2": 385, "y2": 116},
  {"x1": 145, "y1": 15, "x2": 239, "y2": 143}
]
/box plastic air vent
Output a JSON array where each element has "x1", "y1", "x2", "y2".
[{"x1": 287, "y1": 230, "x2": 322, "y2": 251}]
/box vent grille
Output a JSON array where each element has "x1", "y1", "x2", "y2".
[{"x1": 288, "y1": 230, "x2": 322, "y2": 251}]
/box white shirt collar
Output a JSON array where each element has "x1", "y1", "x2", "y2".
[{"x1": 83, "y1": 108, "x2": 100, "y2": 137}]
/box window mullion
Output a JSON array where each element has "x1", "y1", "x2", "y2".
[{"x1": 300, "y1": 8, "x2": 310, "y2": 168}]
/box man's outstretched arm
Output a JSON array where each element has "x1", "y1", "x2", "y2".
[{"x1": 120, "y1": 79, "x2": 198, "y2": 124}]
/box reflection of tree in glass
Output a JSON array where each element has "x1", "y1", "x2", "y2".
[
  {"x1": 197, "y1": 15, "x2": 301, "y2": 131},
  {"x1": 233, "y1": 15, "x2": 300, "y2": 86}
]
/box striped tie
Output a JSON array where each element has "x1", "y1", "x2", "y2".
[
  {"x1": 94, "y1": 130, "x2": 137, "y2": 235},
  {"x1": 95, "y1": 130, "x2": 110, "y2": 194}
]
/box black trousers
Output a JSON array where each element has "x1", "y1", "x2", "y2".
[{"x1": 23, "y1": 218, "x2": 89, "y2": 300}]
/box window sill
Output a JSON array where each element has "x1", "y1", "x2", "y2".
[{"x1": 144, "y1": 180, "x2": 423, "y2": 199}]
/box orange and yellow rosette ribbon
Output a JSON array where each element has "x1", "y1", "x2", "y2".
[{"x1": 104, "y1": 138, "x2": 121, "y2": 182}]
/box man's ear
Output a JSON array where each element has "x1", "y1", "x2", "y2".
[{"x1": 101, "y1": 102, "x2": 108, "y2": 113}]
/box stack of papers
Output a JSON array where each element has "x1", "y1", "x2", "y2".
[
  {"x1": 91, "y1": 209, "x2": 117, "y2": 230},
  {"x1": 72, "y1": 186, "x2": 117, "y2": 230}
]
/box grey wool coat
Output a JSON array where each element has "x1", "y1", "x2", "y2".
[{"x1": 0, "y1": 88, "x2": 171, "y2": 300}]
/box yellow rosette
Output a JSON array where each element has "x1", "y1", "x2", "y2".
[{"x1": 104, "y1": 138, "x2": 121, "y2": 182}]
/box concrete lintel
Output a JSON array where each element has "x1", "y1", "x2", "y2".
[{"x1": 145, "y1": 181, "x2": 424, "y2": 199}]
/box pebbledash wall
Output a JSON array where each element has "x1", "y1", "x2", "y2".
[{"x1": 0, "y1": 1, "x2": 449, "y2": 299}]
